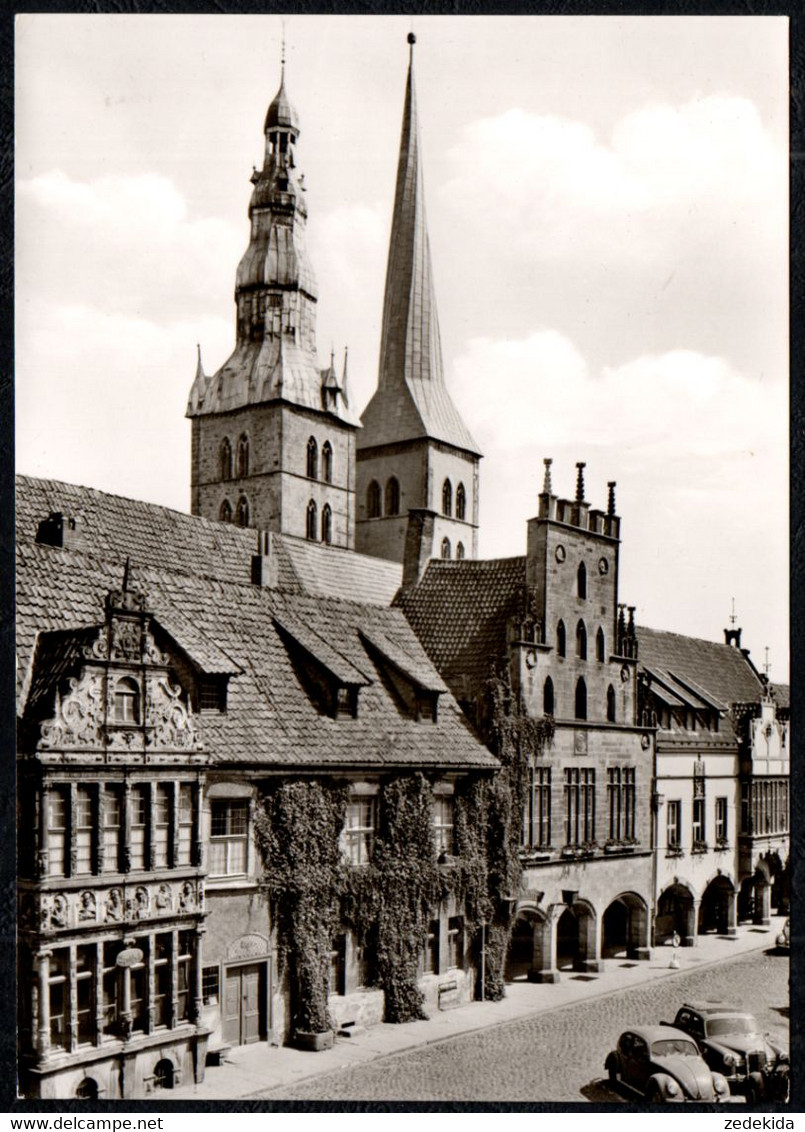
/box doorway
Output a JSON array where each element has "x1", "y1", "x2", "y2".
[{"x1": 222, "y1": 962, "x2": 266, "y2": 1045}]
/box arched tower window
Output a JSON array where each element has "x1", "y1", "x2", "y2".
[
  {"x1": 577, "y1": 561, "x2": 587, "y2": 599},
  {"x1": 321, "y1": 504, "x2": 332, "y2": 545},
  {"x1": 441, "y1": 537, "x2": 452, "y2": 560},
  {"x1": 114, "y1": 677, "x2": 140, "y2": 724},
  {"x1": 456, "y1": 483, "x2": 466, "y2": 521},
  {"x1": 442, "y1": 479, "x2": 453, "y2": 517},
  {"x1": 576, "y1": 620, "x2": 587, "y2": 659},
  {"x1": 307, "y1": 437, "x2": 318, "y2": 479},
  {"x1": 575, "y1": 677, "x2": 587, "y2": 721},
  {"x1": 322, "y1": 441, "x2": 333, "y2": 484},
  {"x1": 220, "y1": 438, "x2": 232, "y2": 482},
  {"x1": 367, "y1": 480, "x2": 382, "y2": 518},
  {"x1": 606, "y1": 684, "x2": 616, "y2": 723},
  {"x1": 385, "y1": 477, "x2": 400, "y2": 516},
  {"x1": 219, "y1": 499, "x2": 232, "y2": 524},
  {"x1": 557, "y1": 620, "x2": 566, "y2": 658},
  {"x1": 543, "y1": 676, "x2": 554, "y2": 715},
  {"x1": 596, "y1": 627, "x2": 606, "y2": 662},
  {"x1": 237, "y1": 434, "x2": 249, "y2": 478},
  {"x1": 236, "y1": 495, "x2": 250, "y2": 528},
  {"x1": 306, "y1": 500, "x2": 317, "y2": 541},
  {"x1": 456, "y1": 542, "x2": 465, "y2": 560}
]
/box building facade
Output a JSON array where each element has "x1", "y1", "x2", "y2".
[{"x1": 399, "y1": 460, "x2": 656, "y2": 983}]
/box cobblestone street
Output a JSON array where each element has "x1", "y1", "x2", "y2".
[{"x1": 263, "y1": 948, "x2": 788, "y2": 1103}]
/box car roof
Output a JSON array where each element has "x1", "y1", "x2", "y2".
[
  {"x1": 681, "y1": 1001, "x2": 742, "y2": 1015},
  {"x1": 624, "y1": 1026, "x2": 696, "y2": 1043}
]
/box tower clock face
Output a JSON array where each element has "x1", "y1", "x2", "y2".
[{"x1": 555, "y1": 544, "x2": 566, "y2": 563}]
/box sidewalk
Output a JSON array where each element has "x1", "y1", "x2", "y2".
[{"x1": 169, "y1": 916, "x2": 788, "y2": 1101}]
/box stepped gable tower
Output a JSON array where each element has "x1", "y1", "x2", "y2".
[
  {"x1": 187, "y1": 54, "x2": 359, "y2": 548},
  {"x1": 356, "y1": 35, "x2": 482, "y2": 565}
]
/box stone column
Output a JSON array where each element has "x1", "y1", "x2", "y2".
[
  {"x1": 68, "y1": 944, "x2": 78, "y2": 1053},
  {"x1": 96, "y1": 785, "x2": 107, "y2": 874},
  {"x1": 194, "y1": 782, "x2": 204, "y2": 869},
  {"x1": 121, "y1": 781, "x2": 132, "y2": 873},
  {"x1": 529, "y1": 909, "x2": 560, "y2": 983},
  {"x1": 68, "y1": 783, "x2": 78, "y2": 877},
  {"x1": 725, "y1": 889, "x2": 738, "y2": 936},
  {"x1": 193, "y1": 927, "x2": 205, "y2": 1025},
  {"x1": 687, "y1": 899, "x2": 702, "y2": 946},
  {"x1": 755, "y1": 880, "x2": 771, "y2": 925},
  {"x1": 36, "y1": 949, "x2": 52, "y2": 1061},
  {"x1": 170, "y1": 929, "x2": 179, "y2": 1029},
  {"x1": 171, "y1": 781, "x2": 180, "y2": 868}
]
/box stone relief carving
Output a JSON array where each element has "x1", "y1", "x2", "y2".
[
  {"x1": 145, "y1": 677, "x2": 198, "y2": 750},
  {"x1": 77, "y1": 890, "x2": 97, "y2": 922},
  {"x1": 105, "y1": 888, "x2": 124, "y2": 922},
  {"x1": 178, "y1": 882, "x2": 195, "y2": 912},
  {"x1": 110, "y1": 617, "x2": 142, "y2": 662},
  {"x1": 155, "y1": 883, "x2": 172, "y2": 912},
  {"x1": 51, "y1": 894, "x2": 68, "y2": 929},
  {"x1": 38, "y1": 670, "x2": 104, "y2": 750},
  {"x1": 129, "y1": 886, "x2": 150, "y2": 919}
]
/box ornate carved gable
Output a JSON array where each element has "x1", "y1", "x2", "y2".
[{"x1": 32, "y1": 586, "x2": 206, "y2": 762}]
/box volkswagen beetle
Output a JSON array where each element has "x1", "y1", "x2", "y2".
[{"x1": 605, "y1": 1025, "x2": 731, "y2": 1102}]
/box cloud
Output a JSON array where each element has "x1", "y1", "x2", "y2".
[
  {"x1": 16, "y1": 170, "x2": 243, "y2": 323},
  {"x1": 15, "y1": 300, "x2": 233, "y2": 513},
  {"x1": 442, "y1": 95, "x2": 784, "y2": 263}
]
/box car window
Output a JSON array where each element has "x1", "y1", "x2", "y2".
[
  {"x1": 652, "y1": 1039, "x2": 700, "y2": 1058},
  {"x1": 619, "y1": 1033, "x2": 634, "y2": 1056},
  {"x1": 632, "y1": 1037, "x2": 648, "y2": 1060},
  {"x1": 706, "y1": 1017, "x2": 758, "y2": 1038}
]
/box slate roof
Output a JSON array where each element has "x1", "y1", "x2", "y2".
[
  {"x1": 637, "y1": 626, "x2": 764, "y2": 708},
  {"x1": 771, "y1": 683, "x2": 790, "y2": 709},
  {"x1": 16, "y1": 476, "x2": 497, "y2": 772},
  {"x1": 358, "y1": 46, "x2": 480, "y2": 457},
  {"x1": 396, "y1": 556, "x2": 527, "y2": 695}
]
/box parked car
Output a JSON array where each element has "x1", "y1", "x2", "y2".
[
  {"x1": 666, "y1": 1002, "x2": 789, "y2": 1104},
  {"x1": 605, "y1": 1026, "x2": 731, "y2": 1102},
  {"x1": 776, "y1": 919, "x2": 790, "y2": 949}
]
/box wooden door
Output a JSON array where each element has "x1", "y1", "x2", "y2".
[{"x1": 222, "y1": 964, "x2": 264, "y2": 1045}]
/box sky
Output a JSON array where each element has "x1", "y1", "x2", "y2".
[{"x1": 15, "y1": 13, "x2": 789, "y2": 679}]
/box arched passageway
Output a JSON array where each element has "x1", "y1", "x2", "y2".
[
  {"x1": 602, "y1": 893, "x2": 649, "y2": 959},
  {"x1": 656, "y1": 883, "x2": 695, "y2": 946},
  {"x1": 556, "y1": 902, "x2": 597, "y2": 972},
  {"x1": 698, "y1": 875, "x2": 736, "y2": 936},
  {"x1": 506, "y1": 911, "x2": 538, "y2": 981}
]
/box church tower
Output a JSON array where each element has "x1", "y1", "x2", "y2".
[
  {"x1": 187, "y1": 58, "x2": 359, "y2": 548},
  {"x1": 355, "y1": 36, "x2": 482, "y2": 564}
]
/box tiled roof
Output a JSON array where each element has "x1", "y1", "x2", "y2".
[
  {"x1": 359, "y1": 627, "x2": 448, "y2": 694},
  {"x1": 397, "y1": 557, "x2": 527, "y2": 695},
  {"x1": 273, "y1": 612, "x2": 373, "y2": 686},
  {"x1": 280, "y1": 537, "x2": 403, "y2": 606},
  {"x1": 637, "y1": 626, "x2": 764, "y2": 707},
  {"x1": 358, "y1": 49, "x2": 480, "y2": 457},
  {"x1": 771, "y1": 683, "x2": 790, "y2": 709},
  {"x1": 17, "y1": 476, "x2": 496, "y2": 772}
]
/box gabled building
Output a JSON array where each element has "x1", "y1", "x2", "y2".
[
  {"x1": 399, "y1": 460, "x2": 655, "y2": 982},
  {"x1": 16, "y1": 476, "x2": 498, "y2": 1099},
  {"x1": 637, "y1": 626, "x2": 789, "y2": 945},
  {"x1": 356, "y1": 36, "x2": 482, "y2": 566}
]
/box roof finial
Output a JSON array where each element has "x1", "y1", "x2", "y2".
[
  {"x1": 408, "y1": 30, "x2": 416, "y2": 59},
  {"x1": 607, "y1": 481, "x2": 616, "y2": 517},
  {"x1": 575, "y1": 461, "x2": 586, "y2": 503},
  {"x1": 729, "y1": 596, "x2": 737, "y2": 627},
  {"x1": 281, "y1": 20, "x2": 286, "y2": 76},
  {"x1": 542, "y1": 457, "x2": 553, "y2": 495},
  {"x1": 122, "y1": 556, "x2": 130, "y2": 593}
]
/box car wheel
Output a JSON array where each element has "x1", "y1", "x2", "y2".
[{"x1": 647, "y1": 1084, "x2": 665, "y2": 1104}]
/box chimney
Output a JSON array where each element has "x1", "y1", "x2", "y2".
[
  {"x1": 401, "y1": 509, "x2": 436, "y2": 588},
  {"x1": 36, "y1": 511, "x2": 83, "y2": 551},
  {"x1": 724, "y1": 627, "x2": 742, "y2": 648},
  {"x1": 251, "y1": 530, "x2": 278, "y2": 588}
]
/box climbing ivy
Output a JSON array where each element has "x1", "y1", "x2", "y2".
[
  {"x1": 254, "y1": 779, "x2": 346, "y2": 1034},
  {"x1": 255, "y1": 675, "x2": 552, "y2": 1030}
]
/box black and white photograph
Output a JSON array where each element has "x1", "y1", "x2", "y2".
[{"x1": 13, "y1": 11, "x2": 790, "y2": 1105}]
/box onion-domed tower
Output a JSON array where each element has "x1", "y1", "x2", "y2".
[{"x1": 187, "y1": 59, "x2": 359, "y2": 547}]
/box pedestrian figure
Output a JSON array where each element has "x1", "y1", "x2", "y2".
[{"x1": 669, "y1": 930, "x2": 681, "y2": 968}]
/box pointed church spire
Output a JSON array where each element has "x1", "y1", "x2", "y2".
[{"x1": 361, "y1": 35, "x2": 480, "y2": 456}]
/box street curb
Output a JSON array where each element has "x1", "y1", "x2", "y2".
[{"x1": 250, "y1": 935, "x2": 781, "y2": 1099}]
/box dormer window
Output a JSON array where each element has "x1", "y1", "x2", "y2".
[
  {"x1": 199, "y1": 677, "x2": 226, "y2": 713},
  {"x1": 335, "y1": 685, "x2": 358, "y2": 718},
  {"x1": 114, "y1": 676, "x2": 140, "y2": 724},
  {"x1": 417, "y1": 692, "x2": 438, "y2": 722}
]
